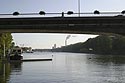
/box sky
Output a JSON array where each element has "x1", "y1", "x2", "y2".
[
  {"x1": 0, "y1": 0, "x2": 124, "y2": 49},
  {"x1": 0, "y1": 0, "x2": 125, "y2": 14},
  {"x1": 12, "y1": 33, "x2": 97, "y2": 49}
]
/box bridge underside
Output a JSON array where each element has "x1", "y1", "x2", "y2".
[{"x1": 0, "y1": 16, "x2": 125, "y2": 35}]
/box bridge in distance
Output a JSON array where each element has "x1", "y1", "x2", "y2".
[{"x1": 0, "y1": 16, "x2": 125, "y2": 35}]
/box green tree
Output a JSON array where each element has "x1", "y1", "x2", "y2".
[
  {"x1": 0, "y1": 33, "x2": 13, "y2": 57},
  {"x1": 53, "y1": 35, "x2": 125, "y2": 55},
  {"x1": 112, "y1": 36, "x2": 125, "y2": 54},
  {"x1": 81, "y1": 35, "x2": 112, "y2": 54},
  {"x1": 90, "y1": 35, "x2": 112, "y2": 54}
]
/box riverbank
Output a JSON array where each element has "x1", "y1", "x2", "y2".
[{"x1": 52, "y1": 35, "x2": 125, "y2": 55}]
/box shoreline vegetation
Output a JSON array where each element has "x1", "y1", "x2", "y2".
[
  {"x1": 52, "y1": 34, "x2": 125, "y2": 55},
  {"x1": 0, "y1": 33, "x2": 13, "y2": 59},
  {"x1": 0, "y1": 33, "x2": 33, "y2": 60}
]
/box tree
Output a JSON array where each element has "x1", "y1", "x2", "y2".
[
  {"x1": 112, "y1": 36, "x2": 125, "y2": 54},
  {"x1": 0, "y1": 33, "x2": 13, "y2": 57},
  {"x1": 90, "y1": 35, "x2": 112, "y2": 54}
]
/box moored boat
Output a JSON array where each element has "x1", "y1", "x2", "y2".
[{"x1": 9, "y1": 47, "x2": 23, "y2": 60}]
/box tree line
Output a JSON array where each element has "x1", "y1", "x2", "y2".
[{"x1": 53, "y1": 34, "x2": 125, "y2": 55}]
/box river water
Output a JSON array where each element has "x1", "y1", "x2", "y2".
[{"x1": 1, "y1": 52, "x2": 125, "y2": 83}]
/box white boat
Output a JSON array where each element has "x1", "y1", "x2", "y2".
[{"x1": 9, "y1": 47, "x2": 23, "y2": 60}]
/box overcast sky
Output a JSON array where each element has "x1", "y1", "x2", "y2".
[
  {"x1": 12, "y1": 33, "x2": 97, "y2": 49},
  {"x1": 0, "y1": 0, "x2": 124, "y2": 49},
  {"x1": 0, "y1": 0, "x2": 124, "y2": 13}
]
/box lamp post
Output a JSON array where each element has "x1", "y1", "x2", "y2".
[{"x1": 78, "y1": 0, "x2": 80, "y2": 17}]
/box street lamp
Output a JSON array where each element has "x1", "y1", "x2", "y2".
[{"x1": 78, "y1": 0, "x2": 80, "y2": 17}]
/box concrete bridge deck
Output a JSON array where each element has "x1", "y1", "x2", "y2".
[{"x1": 0, "y1": 16, "x2": 125, "y2": 35}]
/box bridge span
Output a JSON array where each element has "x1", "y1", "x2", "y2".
[{"x1": 0, "y1": 16, "x2": 125, "y2": 35}]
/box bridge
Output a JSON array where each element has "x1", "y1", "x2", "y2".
[{"x1": 0, "y1": 12, "x2": 125, "y2": 35}]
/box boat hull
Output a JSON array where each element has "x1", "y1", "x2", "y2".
[{"x1": 9, "y1": 56, "x2": 23, "y2": 60}]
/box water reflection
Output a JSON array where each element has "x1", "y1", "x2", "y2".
[
  {"x1": 10, "y1": 62, "x2": 22, "y2": 75},
  {"x1": 0, "y1": 60, "x2": 11, "y2": 83},
  {"x1": 87, "y1": 54, "x2": 125, "y2": 64},
  {"x1": 0, "y1": 60, "x2": 22, "y2": 83},
  {"x1": 86, "y1": 54, "x2": 125, "y2": 82},
  {"x1": 1, "y1": 52, "x2": 125, "y2": 83}
]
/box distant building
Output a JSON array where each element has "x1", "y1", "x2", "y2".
[{"x1": 52, "y1": 44, "x2": 56, "y2": 49}]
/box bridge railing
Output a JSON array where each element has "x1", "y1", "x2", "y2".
[{"x1": 0, "y1": 11, "x2": 124, "y2": 18}]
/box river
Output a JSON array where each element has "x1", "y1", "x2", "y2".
[{"x1": 1, "y1": 52, "x2": 125, "y2": 83}]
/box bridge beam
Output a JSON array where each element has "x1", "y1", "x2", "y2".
[{"x1": 0, "y1": 16, "x2": 125, "y2": 35}]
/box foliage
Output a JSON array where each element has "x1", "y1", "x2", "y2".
[
  {"x1": 21, "y1": 47, "x2": 32, "y2": 52},
  {"x1": 111, "y1": 36, "x2": 125, "y2": 54},
  {"x1": 83, "y1": 35, "x2": 112, "y2": 54},
  {"x1": 0, "y1": 33, "x2": 13, "y2": 57},
  {"x1": 53, "y1": 35, "x2": 125, "y2": 55}
]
